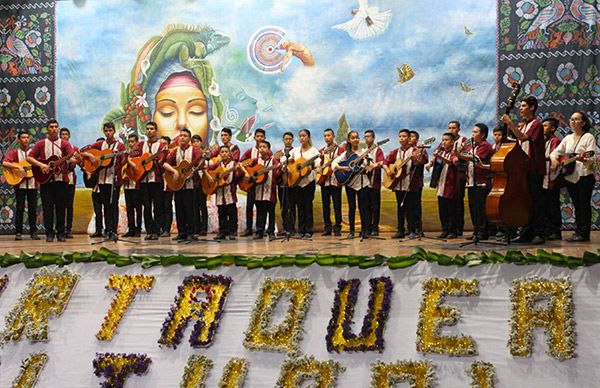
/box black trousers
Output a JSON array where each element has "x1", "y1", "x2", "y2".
[
  {"x1": 415, "y1": 188, "x2": 423, "y2": 233},
  {"x1": 65, "y1": 184, "x2": 75, "y2": 232},
  {"x1": 367, "y1": 187, "x2": 381, "y2": 233},
  {"x1": 245, "y1": 188, "x2": 256, "y2": 231},
  {"x1": 140, "y1": 182, "x2": 164, "y2": 235},
  {"x1": 456, "y1": 179, "x2": 466, "y2": 233},
  {"x1": 15, "y1": 188, "x2": 37, "y2": 234},
  {"x1": 521, "y1": 174, "x2": 545, "y2": 239},
  {"x1": 292, "y1": 181, "x2": 316, "y2": 235},
  {"x1": 566, "y1": 175, "x2": 595, "y2": 239},
  {"x1": 278, "y1": 185, "x2": 296, "y2": 233},
  {"x1": 193, "y1": 187, "x2": 208, "y2": 234},
  {"x1": 92, "y1": 191, "x2": 103, "y2": 233},
  {"x1": 218, "y1": 204, "x2": 237, "y2": 236},
  {"x1": 321, "y1": 185, "x2": 342, "y2": 233},
  {"x1": 256, "y1": 200, "x2": 276, "y2": 236},
  {"x1": 346, "y1": 186, "x2": 371, "y2": 235},
  {"x1": 40, "y1": 181, "x2": 67, "y2": 237},
  {"x1": 468, "y1": 186, "x2": 489, "y2": 237},
  {"x1": 163, "y1": 190, "x2": 173, "y2": 233},
  {"x1": 438, "y1": 196, "x2": 457, "y2": 234},
  {"x1": 395, "y1": 190, "x2": 418, "y2": 234},
  {"x1": 174, "y1": 189, "x2": 195, "y2": 237},
  {"x1": 542, "y1": 188, "x2": 562, "y2": 237},
  {"x1": 98, "y1": 184, "x2": 121, "y2": 235},
  {"x1": 124, "y1": 189, "x2": 142, "y2": 233}
]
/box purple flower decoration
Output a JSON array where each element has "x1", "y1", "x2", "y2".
[
  {"x1": 158, "y1": 274, "x2": 232, "y2": 349},
  {"x1": 325, "y1": 276, "x2": 393, "y2": 352},
  {"x1": 93, "y1": 353, "x2": 151, "y2": 388}
]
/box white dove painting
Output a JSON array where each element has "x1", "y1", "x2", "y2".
[{"x1": 332, "y1": 0, "x2": 392, "y2": 40}]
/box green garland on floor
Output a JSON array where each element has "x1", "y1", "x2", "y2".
[{"x1": 0, "y1": 247, "x2": 598, "y2": 270}]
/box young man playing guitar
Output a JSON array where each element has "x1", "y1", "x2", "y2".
[
  {"x1": 163, "y1": 128, "x2": 203, "y2": 241},
  {"x1": 240, "y1": 128, "x2": 266, "y2": 237},
  {"x1": 364, "y1": 129, "x2": 385, "y2": 236},
  {"x1": 123, "y1": 134, "x2": 142, "y2": 237},
  {"x1": 207, "y1": 146, "x2": 240, "y2": 240},
  {"x1": 2, "y1": 131, "x2": 40, "y2": 240},
  {"x1": 128, "y1": 121, "x2": 167, "y2": 240},
  {"x1": 277, "y1": 132, "x2": 296, "y2": 236},
  {"x1": 27, "y1": 119, "x2": 77, "y2": 242},
  {"x1": 316, "y1": 128, "x2": 343, "y2": 236},
  {"x1": 191, "y1": 134, "x2": 209, "y2": 236},
  {"x1": 60, "y1": 128, "x2": 77, "y2": 238},
  {"x1": 408, "y1": 130, "x2": 428, "y2": 237},
  {"x1": 80, "y1": 122, "x2": 126, "y2": 240},
  {"x1": 541, "y1": 118, "x2": 562, "y2": 240}
]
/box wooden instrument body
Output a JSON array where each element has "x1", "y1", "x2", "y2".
[
  {"x1": 238, "y1": 163, "x2": 267, "y2": 192},
  {"x1": 126, "y1": 152, "x2": 155, "y2": 182},
  {"x1": 201, "y1": 165, "x2": 233, "y2": 195},
  {"x1": 164, "y1": 160, "x2": 195, "y2": 191},
  {"x1": 3, "y1": 161, "x2": 33, "y2": 186},
  {"x1": 333, "y1": 153, "x2": 364, "y2": 185},
  {"x1": 382, "y1": 158, "x2": 408, "y2": 190},
  {"x1": 315, "y1": 158, "x2": 333, "y2": 185},
  {"x1": 485, "y1": 142, "x2": 532, "y2": 227},
  {"x1": 287, "y1": 157, "x2": 312, "y2": 187},
  {"x1": 82, "y1": 148, "x2": 123, "y2": 173},
  {"x1": 32, "y1": 155, "x2": 64, "y2": 184},
  {"x1": 548, "y1": 151, "x2": 595, "y2": 182}
]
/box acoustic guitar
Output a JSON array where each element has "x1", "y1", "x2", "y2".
[
  {"x1": 31, "y1": 148, "x2": 83, "y2": 184},
  {"x1": 383, "y1": 137, "x2": 434, "y2": 190},
  {"x1": 82, "y1": 148, "x2": 126, "y2": 173},
  {"x1": 3, "y1": 161, "x2": 33, "y2": 186},
  {"x1": 201, "y1": 159, "x2": 254, "y2": 195},
  {"x1": 315, "y1": 146, "x2": 339, "y2": 185},
  {"x1": 549, "y1": 151, "x2": 595, "y2": 182},
  {"x1": 335, "y1": 139, "x2": 390, "y2": 185},
  {"x1": 237, "y1": 151, "x2": 283, "y2": 192},
  {"x1": 286, "y1": 144, "x2": 336, "y2": 187},
  {"x1": 163, "y1": 149, "x2": 212, "y2": 191}
]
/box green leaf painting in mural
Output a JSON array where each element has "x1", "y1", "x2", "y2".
[
  {"x1": 30, "y1": 15, "x2": 37, "y2": 22},
  {"x1": 17, "y1": 90, "x2": 26, "y2": 102},
  {"x1": 588, "y1": 64, "x2": 598, "y2": 78},
  {"x1": 558, "y1": 21, "x2": 579, "y2": 33},
  {"x1": 500, "y1": 18, "x2": 510, "y2": 31},
  {"x1": 336, "y1": 113, "x2": 350, "y2": 144},
  {"x1": 519, "y1": 19, "x2": 531, "y2": 33},
  {"x1": 15, "y1": 30, "x2": 26, "y2": 40},
  {"x1": 120, "y1": 82, "x2": 129, "y2": 106},
  {"x1": 556, "y1": 85, "x2": 566, "y2": 95},
  {"x1": 536, "y1": 67, "x2": 550, "y2": 83},
  {"x1": 570, "y1": 85, "x2": 579, "y2": 94},
  {"x1": 538, "y1": 0, "x2": 553, "y2": 7},
  {"x1": 500, "y1": 3, "x2": 511, "y2": 17},
  {"x1": 505, "y1": 43, "x2": 515, "y2": 51},
  {"x1": 40, "y1": 12, "x2": 48, "y2": 18}
]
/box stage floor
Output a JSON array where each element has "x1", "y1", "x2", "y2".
[{"x1": 0, "y1": 232, "x2": 597, "y2": 258}]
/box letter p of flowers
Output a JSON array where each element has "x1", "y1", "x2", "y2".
[
  {"x1": 244, "y1": 277, "x2": 314, "y2": 355},
  {"x1": 159, "y1": 274, "x2": 232, "y2": 348},
  {"x1": 326, "y1": 277, "x2": 393, "y2": 352}
]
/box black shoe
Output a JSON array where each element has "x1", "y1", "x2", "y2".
[
  {"x1": 172, "y1": 235, "x2": 186, "y2": 241},
  {"x1": 511, "y1": 234, "x2": 532, "y2": 243},
  {"x1": 228, "y1": 235, "x2": 237, "y2": 240},
  {"x1": 65, "y1": 231, "x2": 74, "y2": 239},
  {"x1": 30, "y1": 232, "x2": 40, "y2": 240},
  {"x1": 268, "y1": 233, "x2": 276, "y2": 241},
  {"x1": 547, "y1": 233, "x2": 562, "y2": 241},
  {"x1": 57, "y1": 235, "x2": 66, "y2": 242},
  {"x1": 90, "y1": 231, "x2": 102, "y2": 238},
  {"x1": 133, "y1": 230, "x2": 141, "y2": 237},
  {"x1": 241, "y1": 229, "x2": 253, "y2": 237},
  {"x1": 322, "y1": 230, "x2": 332, "y2": 236},
  {"x1": 346, "y1": 232, "x2": 355, "y2": 238},
  {"x1": 567, "y1": 235, "x2": 589, "y2": 242},
  {"x1": 160, "y1": 231, "x2": 170, "y2": 238},
  {"x1": 531, "y1": 236, "x2": 545, "y2": 245},
  {"x1": 370, "y1": 230, "x2": 380, "y2": 236},
  {"x1": 252, "y1": 234, "x2": 264, "y2": 240},
  {"x1": 15, "y1": 233, "x2": 22, "y2": 241},
  {"x1": 145, "y1": 234, "x2": 158, "y2": 240},
  {"x1": 457, "y1": 230, "x2": 463, "y2": 237},
  {"x1": 477, "y1": 234, "x2": 489, "y2": 241},
  {"x1": 391, "y1": 232, "x2": 405, "y2": 239},
  {"x1": 437, "y1": 232, "x2": 449, "y2": 239},
  {"x1": 407, "y1": 232, "x2": 418, "y2": 239},
  {"x1": 122, "y1": 230, "x2": 136, "y2": 237},
  {"x1": 187, "y1": 235, "x2": 199, "y2": 241},
  {"x1": 199, "y1": 231, "x2": 207, "y2": 236},
  {"x1": 446, "y1": 233, "x2": 457, "y2": 239},
  {"x1": 304, "y1": 233, "x2": 313, "y2": 239}
]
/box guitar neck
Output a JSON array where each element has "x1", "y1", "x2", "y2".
[{"x1": 256, "y1": 164, "x2": 279, "y2": 175}]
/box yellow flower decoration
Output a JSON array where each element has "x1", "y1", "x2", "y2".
[
  {"x1": 370, "y1": 360, "x2": 435, "y2": 388},
  {"x1": 180, "y1": 354, "x2": 213, "y2": 388},
  {"x1": 276, "y1": 356, "x2": 344, "y2": 388},
  {"x1": 96, "y1": 274, "x2": 155, "y2": 341},
  {"x1": 11, "y1": 353, "x2": 48, "y2": 388},
  {"x1": 509, "y1": 277, "x2": 575, "y2": 360},
  {"x1": 416, "y1": 278, "x2": 479, "y2": 356},
  {"x1": 219, "y1": 358, "x2": 248, "y2": 388},
  {"x1": 468, "y1": 361, "x2": 496, "y2": 388},
  {"x1": 244, "y1": 277, "x2": 314, "y2": 355},
  {"x1": 1, "y1": 267, "x2": 79, "y2": 343}
]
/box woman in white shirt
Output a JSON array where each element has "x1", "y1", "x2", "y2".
[
  {"x1": 288, "y1": 129, "x2": 319, "y2": 238},
  {"x1": 333, "y1": 130, "x2": 372, "y2": 238},
  {"x1": 550, "y1": 111, "x2": 597, "y2": 242}
]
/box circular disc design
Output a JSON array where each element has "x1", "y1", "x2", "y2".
[{"x1": 247, "y1": 26, "x2": 287, "y2": 74}]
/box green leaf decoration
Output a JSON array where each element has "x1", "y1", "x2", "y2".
[{"x1": 336, "y1": 113, "x2": 350, "y2": 144}]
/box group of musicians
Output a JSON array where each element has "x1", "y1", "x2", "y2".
[{"x1": 2, "y1": 95, "x2": 597, "y2": 244}]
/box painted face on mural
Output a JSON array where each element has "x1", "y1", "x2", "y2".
[{"x1": 153, "y1": 72, "x2": 209, "y2": 143}]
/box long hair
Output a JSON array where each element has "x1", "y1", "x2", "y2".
[
  {"x1": 345, "y1": 130, "x2": 359, "y2": 157},
  {"x1": 576, "y1": 111, "x2": 592, "y2": 133},
  {"x1": 299, "y1": 128, "x2": 312, "y2": 147}
]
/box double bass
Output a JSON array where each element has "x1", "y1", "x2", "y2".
[{"x1": 485, "y1": 82, "x2": 533, "y2": 227}]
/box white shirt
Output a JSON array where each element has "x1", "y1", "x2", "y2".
[
  {"x1": 288, "y1": 146, "x2": 319, "y2": 187},
  {"x1": 550, "y1": 132, "x2": 596, "y2": 184}
]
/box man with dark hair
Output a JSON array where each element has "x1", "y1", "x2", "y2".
[
  {"x1": 2, "y1": 131, "x2": 40, "y2": 240},
  {"x1": 60, "y1": 127, "x2": 77, "y2": 238},
  {"x1": 191, "y1": 134, "x2": 209, "y2": 236},
  {"x1": 501, "y1": 95, "x2": 546, "y2": 244},
  {"x1": 447, "y1": 120, "x2": 467, "y2": 236},
  {"x1": 541, "y1": 117, "x2": 562, "y2": 240},
  {"x1": 84, "y1": 137, "x2": 105, "y2": 237},
  {"x1": 408, "y1": 130, "x2": 427, "y2": 237},
  {"x1": 128, "y1": 121, "x2": 167, "y2": 240},
  {"x1": 160, "y1": 136, "x2": 173, "y2": 236},
  {"x1": 317, "y1": 128, "x2": 343, "y2": 236},
  {"x1": 122, "y1": 134, "x2": 142, "y2": 237},
  {"x1": 277, "y1": 131, "x2": 296, "y2": 235},
  {"x1": 80, "y1": 122, "x2": 126, "y2": 240},
  {"x1": 240, "y1": 128, "x2": 266, "y2": 236},
  {"x1": 27, "y1": 119, "x2": 77, "y2": 242},
  {"x1": 364, "y1": 129, "x2": 385, "y2": 236}
]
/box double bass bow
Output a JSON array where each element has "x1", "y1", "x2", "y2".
[{"x1": 485, "y1": 81, "x2": 533, "y2": 227}]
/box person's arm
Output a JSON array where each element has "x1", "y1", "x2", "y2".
[
  {"x1": 26, "y1": 141, "x2": 51, "y2": 173},
  {"x1": 332, "y1": 152, "x2": 348, "y2": 171},
  {"x1": 383, "y1": 150, "x2": 395, "y2": 175},
  {"x1": 2, "y1": 150, "x2": 22, "y2": 171},
  {"x1": 550, "y1": 137, "x2": 568, "y2": 170},
  {"x1": 162, "y1": 151, "x2": 177, "y2": 175},
  {"x1": 501, "y1": 114, "x2": 528, "y2": 142},
  {"x1": 578, "y1": 133, "x2": 597, "y2": 168}
]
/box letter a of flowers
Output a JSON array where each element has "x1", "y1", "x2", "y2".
[
  {"x1": 96, "y1": 274, "x2": 155, "y2": 341},
  {"x1": 159, "y1": 274, "x2": 232, "y2": 348},
  {"x1": 93, "y1": 353, "x2": 151, "y2": 388},
  {"x1": 1, "y1": 267, "x2": 79, "y2": 343},
  {"x1": 326, "y1": 277, "x2": 393, "y2": 352},
  {"x1": 508, "y1": 277, "x2": 575, "y2": 360},
  {"x1": 243, "y1": 277, "x2": 314, "y2": 355}
]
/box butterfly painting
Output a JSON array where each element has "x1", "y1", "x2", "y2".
[
  {"x1": 460, "y1": 81, "x2": 474, "y2": 92},
  {"x1": 396, "y1": 64, "x2": 415, "y2": 84}
]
